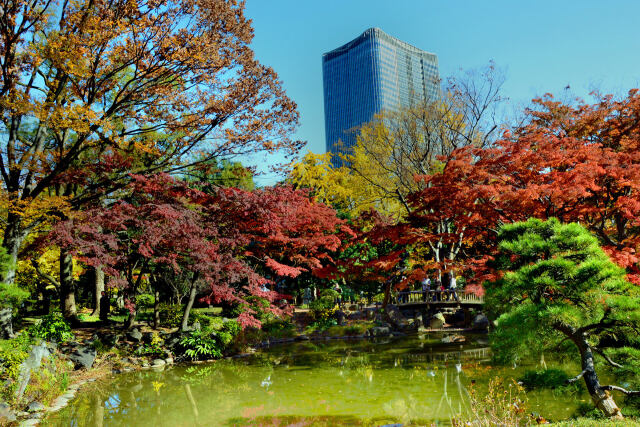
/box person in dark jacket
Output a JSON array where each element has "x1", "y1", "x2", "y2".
[{"x1": 99, "y1": 291, "x2": 110, "y2": 322}]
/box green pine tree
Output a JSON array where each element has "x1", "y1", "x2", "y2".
[{"x1": 486, "y1": 218, "x2": 640, "y2": 419}]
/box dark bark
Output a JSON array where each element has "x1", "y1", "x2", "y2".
[
  {"x1": 90, "y1": 266, "x2": 105, "y2": 317},
  {"x1": 555, "y1": 323, "x2": 623, "y2": 419},
  {"x1": 153, "y1": 288, "x2": 160, "y2": 330},
  {"x1": 59, "y1": 249, "x2": 77, "y2": 321}
]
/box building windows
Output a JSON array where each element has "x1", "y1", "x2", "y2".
[{"x1": 323, "y1": 28, "x2": 440, "y2": 166}]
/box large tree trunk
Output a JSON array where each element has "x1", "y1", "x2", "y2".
[
  {"x1": 1, "y1": 215, "x2": 24, "y2": 285},
  {"x1": 59, "y1": 249, "x2": 77, "y2": 321},
  {"x1": 90, "y1": 266, "x2": 105, "y2": 317},
  {"x1": 153, "y1": 288, "x2": 160, "y2": 330},
  {"x1": 576, "y1": 338, "x2": 623, "y2": 418},
  {"x1": 181, "y1": 282, "x2": 197, "y2": 332},
  {"x1": 557, "y1": 323, "x2": 624, "y2": 419}
]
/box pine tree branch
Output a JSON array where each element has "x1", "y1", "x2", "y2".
[
  {"x1": 600, "y1": 385, "x2": 640, "y2": 396},
  {"x1": 593, "y1": 347, "x2": 624, "y2": 369},
  {"x1": 566, "y1": 369, "x2": 587, "y2": 384}
]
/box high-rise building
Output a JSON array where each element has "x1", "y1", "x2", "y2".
[{"x1": 322, "y1": 28, "x2": 440, "y2": 165}]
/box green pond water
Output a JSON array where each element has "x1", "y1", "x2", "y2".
[{"x1": 43, "y1": 334, "x2": 592, "y2": 426}]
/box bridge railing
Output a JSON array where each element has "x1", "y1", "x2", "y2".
[{"x1": 396, "y1": 290, "x2": 484, "y2": 304}]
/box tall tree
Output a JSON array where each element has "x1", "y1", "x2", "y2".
[
  {"x1": 486, "y1": 218, "x2": 640, "y2": 418},
  {"x1": 0, "y1": 0, "x2": 301, "y2": 288}
]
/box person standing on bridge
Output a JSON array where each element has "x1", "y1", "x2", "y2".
[
  {"x1": 421, "y1": 275, "x2": 431, "y2": 302},
  {"x1": 450, "y1": 274, "x2": 459, "y2": 302}
]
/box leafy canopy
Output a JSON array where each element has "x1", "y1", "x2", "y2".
[{"x1": 486, "y1": 218, "x2": 640, "y2": 364}]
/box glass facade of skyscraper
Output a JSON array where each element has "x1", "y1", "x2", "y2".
[{"x1": 322, "y1": 28, "x2": 440, "y2": 165}]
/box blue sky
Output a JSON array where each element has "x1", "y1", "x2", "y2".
[{"x1": 244, "y1": 0, "x2": 640, "y2": 184}]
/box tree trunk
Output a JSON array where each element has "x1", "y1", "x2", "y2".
[
  {"x1": 181, "y1": 282, "x2": 197, "y2": 331},
  {"x1": 558, "y1": 324, "x2": 625, "y2": 419},
  {"x1": 153, "y1": 289, "x2": 160, "y2": 330},
  {"x1": 577, "y1": 340, "x2": 623, "y2": 418},
  {"x1": 91, "y1": 266, "x2": 105, "y2": 317},
  {"x1": 59, "y1": 249, "x2": 77, "y2": 321},
  {"x1": 125, "y1": 307, "x2": 136, "y2": 330},
  {"x1": 1, "y1": 215, "x2": 24, "y2": 285}
]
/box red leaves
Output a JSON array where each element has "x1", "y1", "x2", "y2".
[{"x1": 48, "y1": 174, "x2": 348, "y2": 325}]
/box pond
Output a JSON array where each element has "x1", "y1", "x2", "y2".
[{"x1": 43, "y1": 334, "x2": 591, "y2": 426}]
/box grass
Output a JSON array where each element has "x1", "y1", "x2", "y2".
[{"x1": 551, "y1": 419, "x2": 640, "y2": 426}]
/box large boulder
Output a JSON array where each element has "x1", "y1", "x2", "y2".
[
  {"x1": 472, "y1": 314, "x2": 489, "y2": 331},
  {"x1": 15, "y1": 342, "x2": 51, "y2": 400},
  {"x1": 429, "y1": 312, "x2": 446, "y2": 329},
  {"x1": 127, "y1": 328, "x2": 143, "y2": 342},
  {"x1": 67, "y1": 345, "x2": 97, "y2": 370},
  {"x1": 384, "y1": 304, "x2": 407, "y2": 329},
  {"x1": 367, "y1": 326, "x2": 391, "y2": 337},
  {"x1": 0, "y1": 402, "x2": 16, "y2": 424}
]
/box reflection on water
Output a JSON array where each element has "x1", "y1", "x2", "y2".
[{"x1": 43, "y1": 334, "x2": 588, "y2": 426}]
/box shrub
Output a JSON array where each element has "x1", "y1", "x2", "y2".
[
  {"x1": 141, "y1": 332, "x2": 165, "y2": 357},
  {"x1": 218, "y1": 320, "x2": 241, "y2": 346},
  {"x1": 0, "y1": 283, "x2": 30, "y2": 312},
  {"x1": 179, "y1": 329, "x2": 223, "y2": 361},
  {"x1": 136, "y1": 293, "x2": 155, "y2": 309},
  {"x1": 158, "y1": 303, "x2": 183, "y2": 328},
  {"x1": 309, "y1": 291, "x2": 337, "y2": 322},
  {"x1": 190, "y1": 310, "x2": 213, "y2": 328},
  {"x1": 0, "y1": 333, "x2": 31, "y2": 400},
  {"x1": 519, "y1": 369, "x2": 576, "y2": 391},
  {"x1": 29, "y1": 312, "x2": 74, "y2": 343},
  {"x1": 262, "y1": 318, "x2": 296, "y2": 338},
  {"x1": 244, "y1": 296, "x2": 272, "y2": 322}
]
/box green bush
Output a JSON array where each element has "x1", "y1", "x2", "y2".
[
  {"x1": 179, "y1": 329, "x2": 223, "y2": 361},
  {"x1": 218, "y1": 320, "x2": 241, "y2": 346},
  {"x1": 0, "y1": 333, "x2": 31, "y2": 400},
  {"x1": 158, "y1": 303, "x2": 183, "y2": 328},
  {"x1": 519, "y1": 368, "x2": 575, "y2": 390},
  {"x1": 220, "y1": 302, "x2": 243, "y2": 318},
  {"x1": 29, "y1": 312, "x2": 74, "y2": 343},
  {"x1": 190, "y1": 310, "x2": 213, "y2": 328},
  {"x1": 140, "y1": 332, "x2": 165, "y2": 357},
  {"x1": 262, "y1": 318, "x2": 296, "y2": 338},
  {"x1": 244, "y1": 296, "x2": 272, "y2": 322},
  {"x1": 136, "y1": 293, "x2": 155, "y2": 309},
  {"x1": 0, "y1": 283, "x2": 30, "y2": 312},
  {"x1": 309, "y1": 291, "x2": 337, "y2": 322}
]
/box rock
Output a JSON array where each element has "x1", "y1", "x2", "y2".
[
  {"x1": 100, "y1": 333, "x2": 121, "y2": 346},
  {"x1": 0, "y1": 402, "x2": 16, "y2": 423},
  {"x1": 127, "y1": 328, "x2": 143, "y2": 342},
  {"x1": 15, "y1": 342, "x2": 51, "y2": 400},
  {"x1": 335, "y1": 310, "x2": 346, "y2": 326},
  {"x1": 429, "y1": 312, "x2": 446, "y2": 329},
  {"x1": 151, "y1": 359, "x2": 166, "y2": 368},
  {"x1": 441, "y1": 335, "x2": 466, "y2": 344},
  {"x1": 48, "y1": 396, "x2": 69, "y2": 412},
  {"x1": 385, "y1": 304, "x2": 407, "y2": 329},
  {"x1": 164, "y1": 357, "x2": 174, "y2": 365},
  {"x1": 367, "y1": 326, "x2": 391, "y2": 337},
  {"x1": 67, "y1": 345, "x2": 97, "y2": 370},
  {"x1": 472, "y1": 314, "x2": 489, "y2": 331},
  {"x1": 18, "y1": 418, "x2": 40, "y2": 427},
  {"x1": 192, "y1": 321, "x2": 201, "y2": 331},
  {"x1": 26, "y1": 401, "x2": 45, "y2": 412},
  {"x1": 347, "y1": 311, "x2": 363, "y2": 320},
  {"x1": 0, "y1": 307, "x2": 14, "y2": 339}
]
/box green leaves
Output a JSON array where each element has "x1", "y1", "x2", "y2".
[{"x1": 488, "y1": 218, "x2": 640, "y2": 364}]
